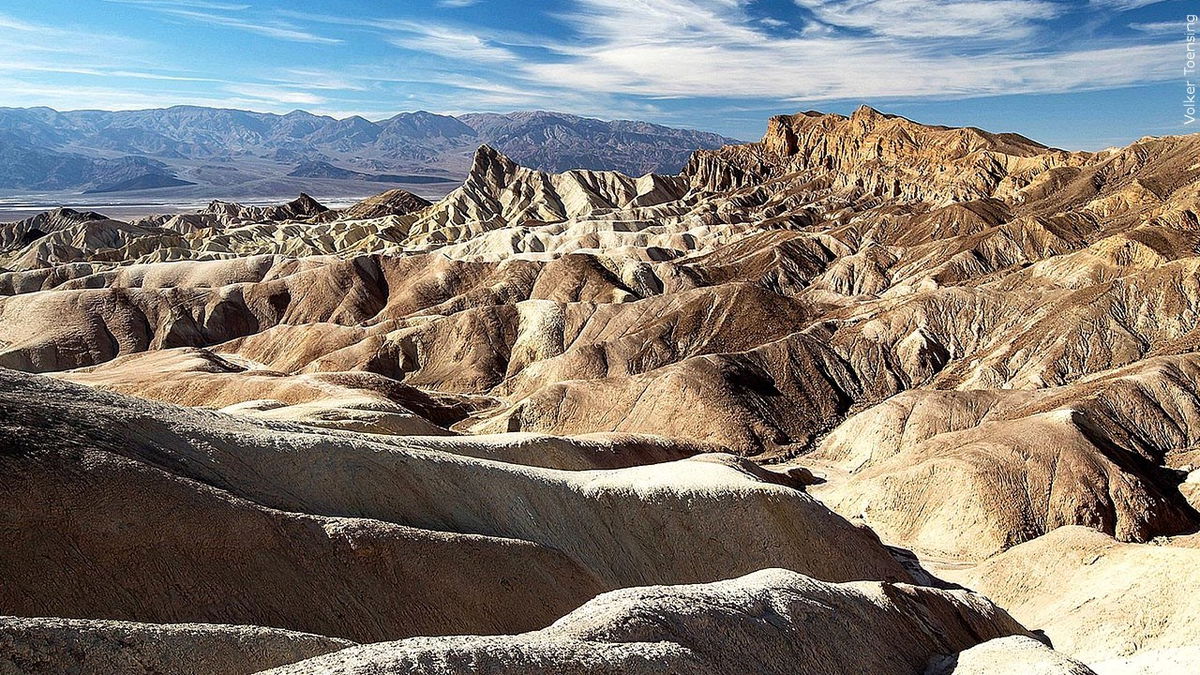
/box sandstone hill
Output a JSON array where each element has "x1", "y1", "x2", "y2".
[
  {"x1": 0, "y1": 368, "x2": 908, "y2": 641},
  {"x1": 947, "y1": 526, "x2": 1200, "y2": 673},
  {"x1": 261, "y1": 569, "x2": 1039, "y2": 675},
  {"x1": 2, "y1": 107, "x2": 1199, "y2": 673}
]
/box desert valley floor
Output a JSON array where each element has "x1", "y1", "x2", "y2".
[{"x1": 2, "y1": 107, "x2": 1200, "y2": 674}]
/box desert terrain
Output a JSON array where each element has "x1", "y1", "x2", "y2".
[{"x1": 2, "y1": 106, "x2": 1199, "y2": 674}]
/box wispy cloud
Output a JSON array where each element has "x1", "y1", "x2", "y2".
[
  {"x1": 280, "y1": 10, "x2": 526, "y2": 63},
  {"x1": 105, "y1": 1, "x2": 341, "y2": 45},
  {"x1": 103, "y1": 0, "x2": 252, "y2": 10},
  {"x1": 0, "y1": 12, "x2": 45, "y2": 32},
  {"x1": 0, "y1": 77, "x2": 284, "y2": 113},
  {"x1": 0, "y1": 10, "x2": 146, "y2": 51},
  {"x1": 1088, "y1": 0, "x2": 1173, "y2": 10},
  {"x1": 0, "y1": 59, "x2": 223, "y2": 84},
  {"x1": 224, "y1": 83, "x2": 328, "y2": 105},
  {"x1": 245, "y1": 0, "x2": 1182, "y2": 122},
  {"x1": 794, "y1": 0, "x2": 1063, "y2": 40},
  {"x1": 477, "y1": 0, "x2": 1179, "y2": 102},
  {"x1": 109, "y1": 70, "x2": 225, "y2": 83},
  {"x1": 1129, "y1": 19, "x2": 1184, "y2": 34},
  {"x1": 161, "y1": 8, "x2": 341, "y2": 44},
  {"x1": 268, "y1": 69, "x2": 370, "y2": 92},
  {"x1": 385, "y1": 22, "x2": 518, "y2": 63}
]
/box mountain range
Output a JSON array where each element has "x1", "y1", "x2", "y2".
[{"x1": 0, "y1": 106, "x2": 738, "y2": 195}]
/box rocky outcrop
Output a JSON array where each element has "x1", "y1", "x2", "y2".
[
  {"x1": 684, "y1": 106, "x2": 1073, "y2": 204},
  {"x1": 201, "y1": 193, "x2": 329, "y2": 224},
  {"x1": 317, "y1": 188, "x2": 431, "y2": 222},
  {"x1": 400, "y1": 145, "x2": 690, "y2": 244},
  {"x1": 0, "y1": 207, "x2": 108, "y2": 253},
  {"x1": 458, "y1": 110, "x2": 739, "y2": 175}
]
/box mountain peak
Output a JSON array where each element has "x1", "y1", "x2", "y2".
[
  {"x1": 466, "y1": 144, "x2": 521, "y2": 185},
  {"x1": 850, "y1": 105, "x2": 890, "y2": 120},
  {"x1": 760, "y1": 107, "x2": 1050, "y2": 159},
  {"x1": 472, "y1": 143, "x2": 515, "y2": 165},
  {"x1": 330, "y1": 188, "x2": 431, "y2": 222},
  {"x1": 291, "y1": 193, "x2": 325, "y2": 212}
]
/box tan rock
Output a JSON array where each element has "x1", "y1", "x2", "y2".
[
  {"x1": 263, "y1": 568, "x2": 1034, "y2": 675},
  {"x1": 946, "y1": 527, "x2": 1200, "y2": 671},
  {"x1": 0, "y1": 617, "x2": 352, "y2": 675}
]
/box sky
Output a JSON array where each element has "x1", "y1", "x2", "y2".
[{"x1": 0, "y1": 0, "x2": 1194, "y2": 149}]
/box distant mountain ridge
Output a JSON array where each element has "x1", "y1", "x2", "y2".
[
  {"x1": 0, "y1": 106, "x2": 739, "y2": 193},
  {"x1": 286, "y1": 160, "x2": 457, "y2": 185}
]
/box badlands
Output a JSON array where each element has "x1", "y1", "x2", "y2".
[{"x1": 2, "y1": 106, "x2": 1199, "y2": 674}]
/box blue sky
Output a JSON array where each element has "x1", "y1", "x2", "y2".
[{"x1": 0, "y1": 0, "x2": 1193, "y2": 149}]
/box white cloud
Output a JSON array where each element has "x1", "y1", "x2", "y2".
[
  {"x1": 0, "y1": 60, "x2": 223, "y2": 84},
  {"x1": 0, "y1": 11, "x2": 146, "y2": 52},
  {"x1": 268, "y1": 69, "x2": 370, "y2": 92},
  {"x1": 496, "y1": 0, "x2": 1179, "y2": 102},
  {"x1": 110, "y1": 3, "x2": 342, "y2": 45},
  {"x1": 225, "y1": 84, "x2": 328, "y2": 105},
  {"x1": 794, "y1": 0, "x2": 1063, "y2": 39},
  {"x1": 385, "y1": 22, "x2": 518, "y2": 63},
  {"x1": 1089, "y1": 0, "x2": 1172, "y2": 10},
  {"x1": 1129, "y1": 20, "x2": 1182, "y2": 34},
  {"x1": 0, "y1": 13, "x2": 45, "y2": 32},
  {"x1": 0, "y1": 0, "x2": 1181, "y2": 130},
  {"x1": 256, "y1": 0, "x2": 1176, "y2": 118},
  {"x1": 0, "y1": 77, "x2": 275, "y2": 113},
  {"x1": 163, "y1": 8, "x2": 341, "y2": 44},
  {"x1": 103, "y1": 0, "x2": 251, "y2": 10},
  {"x1": 109, "y1": 71, "x2": 225, "y2": 82}
]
